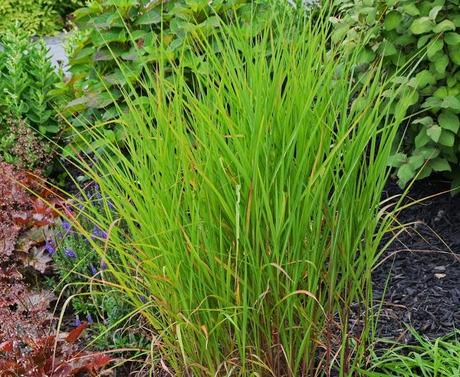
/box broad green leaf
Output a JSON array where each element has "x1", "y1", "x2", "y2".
[
  {"x1": 417, "y1": 34, "x2": 432, "y2": 48},
  {"x1": 397, "y1": 163, "x2": 415, "y2": 186},
  {"x1": 408, "y1": 154, "x2": 425, "y2": 169},
  {"x1": 439, "y1": 130, "x2": 456, "y2": 146},
  {"x1": 384, "y1": 11, "x2": 402, "y2": 31},
  {"x1": 445, "y1": 32, "x2": 460, "y2": 46},
  {"x1": 415, "y1": 129, "x2": 431, "y2": 148},
  {"x1": 427, "y1": 39, "x2": 444, "y2": 60},
  {"x1": 415, "y1": 70, "x2": 436, "y2": 88},
  {"x1": 441, "y1": 96, "x2": 460, "y2": 112},
  {"x1": 402, "y1": 3, "x2": 421, "y2": 16},
  {"x1": 438, "y1": 111, "x2": 460, "y2": 133},
  {"x1": 433, "y1": 20, "x2": 456, "y2": 33},
  {"x1": 427, "y1": 124, "x2": 442, "y2": 141},
  {"x1": 418, "y1": 146, "x2": 439, "y2": 159},
  {"x1": 433, "y1": 52, "x2": 449, "y2": 74},
  {"x1": 388, "y1": 152, "x2": 407, "y2": 167},
  {"x1": 410, "y1": 17, "x2": 434, "y2": 34},
  {"x1": 430, "y1": 157, "x2": 451, "y2": 171},
  {"x1": 413, "y1": 116, "x2": 434, "y2": 126},
  {"x1": 429, "y1": 5, "x2": 443, "y2": 20},
  {"x1": 135, "y1": 9, "x2": 161, "y2": 25},
  {"x1": 448, "y1": 45, "x2": 460, "y2": 65}
]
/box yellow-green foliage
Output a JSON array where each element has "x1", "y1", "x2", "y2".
[{"x1": 0, "y1": 0, "x2": 85, "y2": 36}]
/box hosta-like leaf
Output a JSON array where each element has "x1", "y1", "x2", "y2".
[
  {"x1": 410, "y1": 17, "x2": 434, "y2": 34},
  {"x1": 445, "y1": 32, "x2": 460, "y2": 46},
  {"x1": 384, "y1": 11, "x2": 402, "y2": 31},
  {"x1": 427, "y1": 39, "x2": 444, "y2": 60},
  {"x1": 433, "y1": 20, "x2": 456, "y2": 33}
]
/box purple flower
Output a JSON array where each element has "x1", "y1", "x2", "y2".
[
  {"x1": 92, "y1": 225, "x2": 107, "y2": 240},
  {"x1": 100, "y1": 260, "x2": 108, "y2": 270},
  {"x1": 89, "y1": 264, "x2": 98, "y2": 275},
  {"x1": 140, "y1": 295, "x2": 147, "y2": 304},
  {"x1": 45, "y1": 239, "x2": 55, "y2": 254},
  {"x1": 64, "y1": 248, "x2": 77, "y2": 259},
  {"x1": 75, "y1": 315, "x2": 81, "y2": 327},
  {"x1": 86, "y1": 313, "x2": 94, "y2": 324},
  {"x1": 62, "y1": 220, "x2": 71, "y2": 232}
]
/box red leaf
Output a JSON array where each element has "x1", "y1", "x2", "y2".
[
  {"x1": 89, "y1": 353, "x2": 111, "y2": 370},
  {"x1": 53, "y1": 362, "x2": 73, "y2": 377},
  {"x1": 65, "y1": 322, "x2": 88, "y2": 344},
  {"x1": 0, "y1": 341, "x2": 13, "y2": 352}
]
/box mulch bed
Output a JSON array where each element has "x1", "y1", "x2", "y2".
[{"x1": 374, "y1": 177, "x2": 460, "y2": 343}]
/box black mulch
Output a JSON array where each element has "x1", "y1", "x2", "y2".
[{"x1": 373, "y1": 177, "x2": 460, "y2": 343}]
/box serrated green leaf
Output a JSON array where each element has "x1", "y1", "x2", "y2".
[
  {"x1": 410, "y1": 17, "x2": 434, "y2": 34},
  {"x1": 418, "y1": 147, "x2": 439, "y2": 159},
  {"x1": 408, "y1": 154, "x2": 425, "y2": 169},
  {"x1": 439, "y1": 130, "x2": 456, "y2": 146},
  {"x1": 438, "y1": 111, "x2": 460, "y2": 133},
  {"x1": 397, "y1": 163, "x2": 415, "y2": 186},
  {"x1": 415, "y1": 129, "x2": 431, "y2": 148},
  {"x1": 430, "y1": 157, "x2": 451, "y2": 171},
  {"x1": 388, "y1": 152, "x2": 407, "y2": 167},
  {"x1": 427, "y1": 124, "x2": 442, "y2": 141},
  {"x1": 415, "y1": 70, "x2": 436, "y2": 88},
  {"x1": 441, "y1": 96, "x2": 460, "y2": 111}
]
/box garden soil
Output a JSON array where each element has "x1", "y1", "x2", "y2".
[{"x1": 374, "y1": 177, "x2": 460, "y2": 343}]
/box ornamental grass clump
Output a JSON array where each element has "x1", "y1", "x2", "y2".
[{"x1": 68, "y1": 11, "x2": 409, "y2": 376}]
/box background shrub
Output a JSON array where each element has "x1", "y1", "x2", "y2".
[
  {"x1": 60, "y1": 0, "x2": 273, "y2": 154},
  {"x1": 333, "y1": 0, "x2": 460, "y2": 188},
  {"x1": 0, "y1": 31, "x2": 63, "y2": 171},
  {"x1": 0, "y1": 0, "x2": 85, "y2": 36}
]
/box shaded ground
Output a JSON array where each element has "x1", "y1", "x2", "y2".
[{"x1": 374, "y1": 177, "x2": 460, "y2": 343}]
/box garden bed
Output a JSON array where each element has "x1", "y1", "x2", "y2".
[{"x1": 375, "y1": 177, "x2": 460, "y2": 343}]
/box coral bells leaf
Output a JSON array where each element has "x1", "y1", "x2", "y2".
[
  {"x1": 88, "y1": 354, "x2": 112, "y2": 370},
  {"x1": 0, "y1": 341, "x2": 13, "y2": 352},
  {"x1": 66, "y1": 321, "x2": 88, "y2": 343}
]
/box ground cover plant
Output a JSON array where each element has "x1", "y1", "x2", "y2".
[
  {"x1": 0, "y1": 30, "x2": 63, "y2": 172},
  {"x1": 333, "y1": 0, "x2": 460, "y2": 189},
  {"x1": 365, "y1": 330, "x2": 460, "y2": 376},
  {"x1": 62, "y1": 9, "x2": 414, "y2": 375}
]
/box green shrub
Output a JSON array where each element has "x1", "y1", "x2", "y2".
[
  {"x1": 0, "y1": 31, "x2": 63, "y2": 171},
  {"x1": 66, "y1": 13, "x2": 409, "y2": 375},
  {"x1": 0, "y1": 0, "x2": 86, "y2": 36},
  {"x1": 333, "y1": 0, "x2": 460, "y2": 188},
  {"x1": 60, "y1": 0, "x2": 274, "y2": 154}
]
